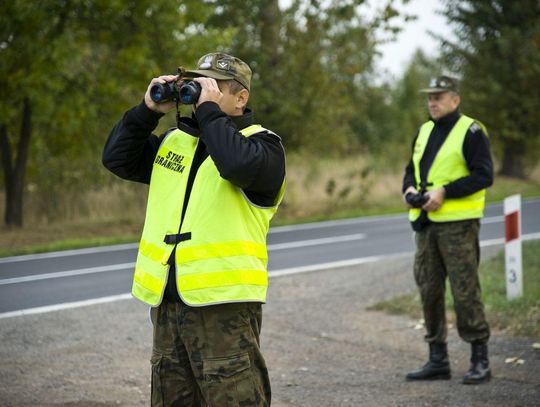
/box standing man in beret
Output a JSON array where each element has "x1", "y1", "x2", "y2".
[
  {"x1": 103, "y1": 52, "x2": 286, "y2": 406},
  {"x1": 402, "y1": 75, "x2": 493, "y2": 384}
]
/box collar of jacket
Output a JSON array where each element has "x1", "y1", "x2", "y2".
[
  {"x1": 178, "y1": 108, "x2": 255, "y2": 137},
  {"x1": 431, "y1": 108, "x2": 461, "y2": 129}
]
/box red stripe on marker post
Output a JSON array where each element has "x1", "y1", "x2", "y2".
[{"x1": 505, "y1": 211, "x2": 520, "y2": 242}]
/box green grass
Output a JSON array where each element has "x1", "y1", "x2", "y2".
[
  {"x1": 480, "y1": 241, "x2": 540, "y2": 337},
  {"x1": 370, "y1": 240, "x2": 540, "y2": 338},
  {"x1": 0, "y1": 235, "x2": 139, "y2": 258},
  {"x1": 272, "y1": 203, "x2": 406, "y2": 226},
  {"x1": 486, "y1": 176, "x2": 540, "y2": 202}
]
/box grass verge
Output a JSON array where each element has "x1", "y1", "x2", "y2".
[
  {"x1": 0, "y1": 236, "x2": 139, "y2": 258},
  {"x1": 0, "y1": 218, "x2": 142, "y2": 257},
  {"x1": 369, "y1": 240, "x2": 540, "y2": 338}
]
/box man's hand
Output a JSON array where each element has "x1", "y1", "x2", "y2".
[
  {"x1": 422, "y1": 187, "x2": 446, "y2": 212},
  {"x1": 403, "y1": 186, "x2": 418, "y2": 208},
  {"x1": 194, "y1": 77, "x2": 223, "y2": 108},
  {"x1": 144, "y1": 75, "x2": 179, "y2": 114}
]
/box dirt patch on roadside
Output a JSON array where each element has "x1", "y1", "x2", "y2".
[{"x1": 0, "y1": 253, "x2": 538, "y2": 406}]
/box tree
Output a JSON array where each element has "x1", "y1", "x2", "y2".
[
  {"x1": 0, "y1": 0, "x2": 232, "y2": 227},
  {"x1": 205, "y1": 0, "x2": 404, "y2": 154},
  {"x1": 0, "y1": 99, "x2": 31, "y2": 228},
  {"x1": 0, "y1": 0, "x2": 410, "y2": 227},
  {"x1": 390, "y1": 50, "x2": 442, "y2": 156},
  {"x1": 440, "y1": 0, "x2": 540, "y2": 178}
]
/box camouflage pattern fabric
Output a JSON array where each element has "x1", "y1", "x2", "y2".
[
  {"x1": 413, "y1": 219, "x2": 490, "y2": 344},
  {"x1": 150, "y1": 300, "x2": 271, "y2": 407}
]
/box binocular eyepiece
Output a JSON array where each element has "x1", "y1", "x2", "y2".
[{"x1": 150, "y1": 81, "x2": 202, "y2": 105}]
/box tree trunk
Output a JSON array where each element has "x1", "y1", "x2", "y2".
[
  {"x1": 0, "y1": 98, "x2": 32, "y2": 228},
  {"x1": 259, "y1": 0, "x2": 281, "y2": 118},
  {"x1": 499, "y1": 139, "x2": 526, "y2": 179}
]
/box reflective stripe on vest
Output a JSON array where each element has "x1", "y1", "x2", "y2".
[
  {"x1": 409, "y1": 115, "x2": 486, "y2": 223},
  {"x1": 132, "y1": 124, "x2": 285, "y2": 306}
]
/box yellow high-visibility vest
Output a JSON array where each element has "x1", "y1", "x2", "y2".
[
  {"x1": 409, "y1": 115, "x2": 486, "y2": 223},
  {"x1": 132, "y1": 124, "x2": 285, "y2": 306}
]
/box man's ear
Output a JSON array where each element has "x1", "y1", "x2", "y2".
[
  {"x1": 236, "y1": 89, "x2": 249, "y2": 110},
  {"x1": 453, "y1": 94, "x2": 461, "y2": 108}
]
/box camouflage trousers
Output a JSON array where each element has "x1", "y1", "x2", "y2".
[
  {"x1": 149, "y1": 300, "x2": 271, "y2": 407},
  {"x1": 414, "y1": 219, "x2": 490, "y2": 344}
]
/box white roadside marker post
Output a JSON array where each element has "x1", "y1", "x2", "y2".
[{"x1": 504, "y1": 194, "x2": 523, "y2": 300}]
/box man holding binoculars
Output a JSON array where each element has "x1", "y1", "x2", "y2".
[
  {"x1": 402, "y1": 75, "x2": 494, "y2": 385},
  {"x1": 103, "y1": 52, "x2": 285, "y2": 406}
]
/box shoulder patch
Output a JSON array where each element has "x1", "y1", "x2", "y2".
[{"x1": 469, "y1": 123, "x2": 481, "y2": 133}]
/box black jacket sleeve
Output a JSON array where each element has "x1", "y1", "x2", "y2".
[
  {"x1": 195, "y1": 102, "x2": 285, "y2": 206},
  {"x1": 444, "y1": 124, "x2": 494, "y2": 198},
  {"x1": 103, "y1": 101, "x2": 285, "y2": 206},
  {"x1": 102, "y1": 102, "x2": 164, "y2": 184}
]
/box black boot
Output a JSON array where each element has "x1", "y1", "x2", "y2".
[
  {"x1": 406, "y1": 343, "x2": 451, "y2": 381},
  {"x1": 462, "y1": 342, "x2": 491, "y2": 384}
]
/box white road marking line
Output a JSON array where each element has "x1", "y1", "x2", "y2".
[
  {"x1": 0, "y1": 262, "x2": 135, "y2": 285},
  {"x1": 0, "y1": 252, "x2": 412, "y2": 319},
  {"x1": 267, "y1": 233, "x2": 365, "y2": 250},
  {"x1": 268, "y1": 253, "x2": 408, "y2": 277},
  {"x1": 0, "y1": 234, "x2": 366, "y2": 285},
  {"x1": 480, "y1": 232, "x2": 540, "y2": 247},
  {"x1": 0, "y1": 243, "x2": 138, "y2": 264},
  {"x1": 3, "y1": 232, "x2": 540, "y2": 286},
  {"x1": 0, "y1": 294, "x2": 133, "y2": 319},
  {"x1": 481, "y1": 216, "x2": 504, "y2": 224},
  {"x1": 1, "y1": 229, "x2": 539, "y2": 319}
]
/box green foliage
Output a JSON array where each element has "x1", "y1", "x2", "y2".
[
  {"x1": 204, "y1": 0, "x2": 404, "y2": 154},
  {"x1": 350, "y1": 50, "x2": 441, "y2": 169},
  {"x1": 0, "y1": 0, "x2": 436, "y2": 225},
  {"x1": 439, "y1": 0, "x2": 540, "y2": 177},
  {"x1": 0, "y1": 0, "x2": 234, "y2": 221},
  {"x1": 392, "y1": 51, "x2": 438, "y2": 144},
  {"x1": 377, "y1": 50, "x2": 442, "y2": 167}
]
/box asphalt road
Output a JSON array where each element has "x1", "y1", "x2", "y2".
[{"x1": 1, "y1": 198, "x2": 539, "y2": 316}]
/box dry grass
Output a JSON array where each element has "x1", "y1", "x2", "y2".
[
  {"x1": 277, "y1": 154, "x2": 403, "y2": 221},
  {"x1": 0, "y1": 182, "x2": 148, "y2": 253}
]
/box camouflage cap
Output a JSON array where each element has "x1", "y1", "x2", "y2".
[
  {"x1": 419, "y1": 75, "x2": 459, "y2": 94},
  {"x1": 184, "y1": 52, "x2": 252, "y2": 91}
]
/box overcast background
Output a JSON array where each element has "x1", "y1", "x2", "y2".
[{"x1": 376, "y1": 0, "x2": 453, "y2": 77}]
